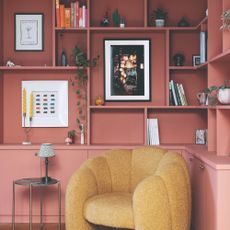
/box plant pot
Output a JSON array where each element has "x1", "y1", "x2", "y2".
[
  {"x1": 155, "y1": 19, "x2": 165, "y2": 27},
  {"x1": 206, "y1": 95, "x2": 218, "y2": 106},
  {"x1": 218, "y1": 88, "x2": 230, "y2": 104}
]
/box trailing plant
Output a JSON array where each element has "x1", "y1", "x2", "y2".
[{"x1": 71, "y1": 45, "x2": 99, "y2": 134}]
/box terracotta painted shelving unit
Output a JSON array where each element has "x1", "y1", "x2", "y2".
[{"x1": 0, "y1": 0, "x2": 208, "y2": 147}]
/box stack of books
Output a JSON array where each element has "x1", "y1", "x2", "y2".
[
  {"x1": 147, "y1": 118, "x2": 160, "y2": 145},
  {"x1": 169, "y1": 80, "x2": 188, "y2": 106},
  {"x1": 56, "y1": 0, "x2": 88, "y2": 28}
]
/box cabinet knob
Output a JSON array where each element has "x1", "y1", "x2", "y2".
[{"x1": 199, "y1": 163, "x2": 205, "y2": 170}]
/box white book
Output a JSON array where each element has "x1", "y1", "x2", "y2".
[
  {"x1": 177, "y1": 83, "x2": 185, "y2": 106},
  {"x1": 147, "y1": 118, "x2": 160, "y2": 146},
  {"x1": 82, "y1": 5, "x2": 86, "y2": 28},
  {"x1": 200, "y1": 31, "x2": 206, "y2": 64},
  {"x1": 180, "y1": 84, "x2": 188, "y2": 106}
]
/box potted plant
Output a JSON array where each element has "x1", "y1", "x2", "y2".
[
  {"x1": 153, "y1": 8, "x2": 168, "y2": 27},
  {"x1": 66, "y1": 130, "x2": 76, "y2": 144},
  {"x1": 218, "y1": 82, "x2": 230, "y2": 104},
  {"x1": 203, "y1": 85, "x2": 218, "y2": 105}
]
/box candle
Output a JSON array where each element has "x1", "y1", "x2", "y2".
[
  {"x1": 29, "y1": 92, "x2": 33, "y2": 121},
  {"x1": 23, "y1": 88, "x2": 27, "y2": 117}
]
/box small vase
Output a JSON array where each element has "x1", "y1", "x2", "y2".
[{"x1": 218, "y1": 89, "x2": 230, "y2": 104}]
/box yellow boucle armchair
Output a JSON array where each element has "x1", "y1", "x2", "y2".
[{"x1": 65, "y1": 147, "x2": 191, "y2": 230}]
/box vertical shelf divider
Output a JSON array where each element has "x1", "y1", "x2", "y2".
[
  {"x1": 165, "y1": 30, "x2": 170, "y2": 106},
  {"x1": 52, "y1": 0, "x2": 56, "y2": 66},
  {"x1": 144, "y1": 0, "x2": 148, "y2": 27}
]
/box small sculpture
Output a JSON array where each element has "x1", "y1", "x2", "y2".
[
  {"x1": 173, "y1": 53, "x2": 185, "y2": 66},
  {"x1": 100, "y1": 11, "x2": 110, "y2": 27},
  {"x1": 65, "y1": 137, "x2": 72, "y2": 145},
  {"x1": 6, "y1": 60, "x2": 15, "y2": 67},
  {"x1": 95, "y1": 96, "x2": 104, "y2": 106},
  {"x1": 177, "y1": 17, "x2": 190, "y2": 27}
]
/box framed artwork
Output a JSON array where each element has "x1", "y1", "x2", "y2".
[
  {"x1": 104, "y1": 39, "x2": 151, "y2": 101},
  {"x1": 192, "y1": 55, "x2": 201, "y2": 66},
  {"x1": 21, "y1": 81, "x2": 68, "y2": 127},
  {"x1": 15, "y1": 13, "x2": 44, "y2": 51}
]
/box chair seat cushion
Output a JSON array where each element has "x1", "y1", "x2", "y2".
[{"x1": 84, "y1": 192, "x2": 134, "y2": 229}]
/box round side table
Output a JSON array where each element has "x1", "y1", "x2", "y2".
[{"x1": 12, "y1": 177, "x2": 61, "y2": 230}]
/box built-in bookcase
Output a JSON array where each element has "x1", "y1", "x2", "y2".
[{"x1": 2, "y1": 0, "x2": 230, "y2": 153}]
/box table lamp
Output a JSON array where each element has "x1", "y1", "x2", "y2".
[{"x1": 38, "y1": 143, "x2": 55, "y2": 183}]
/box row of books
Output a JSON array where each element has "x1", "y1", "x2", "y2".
[
  {"x1": 169, "y1": 80, "x2": 188, "y2": 106},
  {"x1": 56, "y1": 0, "x2": 88, "y2": 28},
  {"x1": 147, "y1": 118, "x2": 160, "y2": 146},
  {"x1": 200, "y1": 31, "x2": 207, "y2": 64}
]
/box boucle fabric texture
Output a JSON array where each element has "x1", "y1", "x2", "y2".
[{"x1": 65, "y1": 147, "x2": 191, "y2": 230}]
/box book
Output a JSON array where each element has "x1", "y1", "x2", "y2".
[
  {"x1": 60, "y1": 4, "x2": 65, "y2": 28},
  {"x1": 79, "y1": 7, "x2": 83, "y2": 27},
  {"x1": 55, "y1": 0, "x2": 60, "y2": 28},
  {"x1": 173, "y1": 81, "x2": 182, "y2": 106},
  {"x1": 82, "y1": 5, "x2": 86, "y2": 28},
  {"x1": 177, "y1": 83, "x2": 185, "y2": 105},
  {"x1": 70, "y1": 2, "x2": 74, "y2": 28},
  {"x1": 180, "y1": 84, "x2": 188, "y2": 106},
  {"x1": 65, "y1": 8, "x2": 71, "y2": 28},
  {"x1": 200, "y1": 31, "x2": 207, "y2": 64},
  {"x1": 170, "y1": 80, "x2": 178, "y2": 106},
  {"x1": 76, "y1": 1, "x2": 79, "y2": 28},
  {"x1": 147, "y1": 118, "x2": 160, "y2": 145}
]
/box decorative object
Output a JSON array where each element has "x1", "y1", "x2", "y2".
[
  {"x1": 71, "y1": 45, "x2": 99, "y2": 133},
  {"x1": 173, "y1": 53, "x2": 185, "y2": 66},
  {"x1": 104, "y1": 39, "x2": 150, "y2": 101},
  {"x1": 196, "y1": 92, "x2": 207, "y2": 105},
  {"x1": 152, "y1": 8, "x2": 168, "y2": 27},
  {"x1": 100, "y1": 11, "x2": 110, "y2": 27},
  {"x1": 192, "y1": 55, "x2": 201, "y2": 66},
  {"x1": 6, "y1": 60, "x2": 15, "y2": 67},
  {"x1": 203, "y1": 85, "x2": 218, "y2": 105},
  {"x1": 218, "y1": 82, "x2": 230, "y2": 104},
  {"x1": 37, "y1": 143, "x2": 55, "y2": 183},
  {"x1": 61, "y1": 50, "x2": 68, "y2": 66},
  {"x1": 65, "y1": 137, "x2": 72, "y2": 145},
  {"x1": 67, "y1": 130, "x2": 76, "y2": 144},
  {"x1": 22, "y1": 80, "x2": 68, "y2": 127},
  {"x1": 95, "y1": 96, "x2": 104, "y2": 106},
  {"x1": 220, "y1": 9, "x2": 230, "y2": 30},
  {"x1": 120, "y1": 18, "x2": 125, "y2": 28},
  {"x1": 196, "y1": 129, "x2": 206, "y2": 144},
  {"x1": 80, "y1": 124, "x2": 85, "y2": 145},
  {"x1": 177, "y1": 17, "x2": 190, "y2": 27},
  {"x1": 112, "y1": 9, "x2": 120, "y2": 27},
  {"x1": 15, "y1": 13, "x2": 43, "y2": 51}
]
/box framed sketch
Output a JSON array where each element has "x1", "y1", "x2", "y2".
[
  {"x1": 15, "y1": 13, "x2": 44, "y2": 51},
  {"x1": 21, "y1": 81, "x2": 68, "y2": 127},
  {"x1": 192, "y1": 55, "x2": 201, "y2": 66},
  {"x1": 104, "y1": 39, "x2": 151, "y2": 101}
]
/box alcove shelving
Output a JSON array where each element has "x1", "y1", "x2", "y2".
[{"x1": 0, "y1": 0, "x2": 212, "y2": 148}]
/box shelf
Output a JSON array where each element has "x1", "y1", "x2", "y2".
[
  {"x1": 195, "y1": 61, "x2": 208, "y2": 70},
  {"x1": 169, "y1": 66, "x2": 197, "y2": 70},
  {"x1": 90, "y1": 105, "x2": 208, "y2": 110},
  {"x1": 216, "y1": 105, "x2": 230, "y2": 110},
  {"x1": 0, "y1": 66, "x2": 79, "y2": 71},
  {"x1": 55, "y1": 27, "x2": 88, "y2": 32},
  {"x1": 209, "y1": 49, "x2": 230, "y2": 63},
  {"x1": 196, "y1": 16, "x2": 208, "y2": 29}
]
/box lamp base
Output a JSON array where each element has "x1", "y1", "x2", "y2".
[{"x1": 41, "y1": 176, "x2": 52, "y2": 184}]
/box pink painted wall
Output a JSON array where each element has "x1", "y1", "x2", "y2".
[{"x1": 0, "y1": 0, "x2": 3, "y2": 143}]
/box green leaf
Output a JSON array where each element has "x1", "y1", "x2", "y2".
[{"x1": 76, "y1": 89, "x2": 81, "y2": 94}]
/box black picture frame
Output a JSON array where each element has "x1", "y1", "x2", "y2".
[
  {"x1": 104, "y1": 39, "x2": 151, "y2": 102},
  {"x1": 14, "y1": 13, "x2": 44, "y2": 51},
  {"x1": 192, "y1": 55, "x2": 201, "y2": 66}
]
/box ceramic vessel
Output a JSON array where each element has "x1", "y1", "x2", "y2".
[
  {"x1": 218, "y1": 88, "x2": 230, "y2": 104},
  {"x1": 155, "y1": 19, "x2": 165, "y2": 27}
]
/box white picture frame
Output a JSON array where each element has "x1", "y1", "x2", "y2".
[
  {"x1": 15, "y1": 13, "x2": 44, "y2": 51},
  {"x1": 104, "y1": 39, "x2": 151, "y2": 101},
  {"x1": 22, "y1": 81, "x2": 68, "y2": 127}
]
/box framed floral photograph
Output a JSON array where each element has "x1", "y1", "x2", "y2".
[
  {"x1": 104, "y1": 39, "x2": 151, "y2": 101},
  {"x1": 15, "y1": 13, "x2": 44, "y2": 51}
]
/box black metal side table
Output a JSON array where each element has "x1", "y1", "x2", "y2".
[{"x1": 12, "y1": 178, "x2": 61, "y2": 230}]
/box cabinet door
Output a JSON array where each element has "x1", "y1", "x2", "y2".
[{"x1": 190, "y1": 157, "x2": 206, "y2": 230}]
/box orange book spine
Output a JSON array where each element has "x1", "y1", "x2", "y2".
[
  {"x1": 60, "y1": 4, "x2": 65, "y2": 28},
  {"x1": 55, "y1": 0, "x2": 60, "y2": 27},
  {"x1": 65, "y1": 8, "x2": 71, "y2": 28}
]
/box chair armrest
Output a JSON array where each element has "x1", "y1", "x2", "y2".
[
  {"x1": 65, "y1": 165, "x2": 98, "y2": 230},
  {"x1": 133, "y1": 175, "x2": 171, "y2": 230}
]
